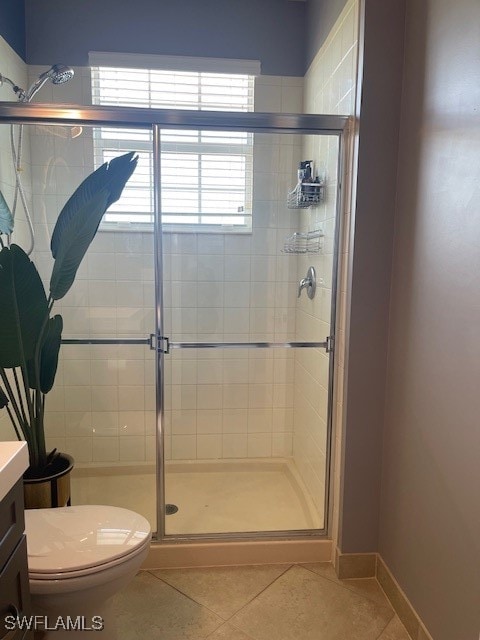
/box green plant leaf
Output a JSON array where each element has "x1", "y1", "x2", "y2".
[
  {"x1": 0, "y1": 189, "x2": 14, "y2": 236},
  {"x1": 26, "y1": 314, "x2": 63, "y2": 393},
  {"x1": 49, "y1": 152, "x2": 137, "y2": 300},
  {"x1": 38, "y1": 315, "x2": 63, "y2": 393},
  {"x1": 0, "y1": 245, "x2": 49, "y2": 368},
  {"x1": 0, "y1": 387, "x2": 8, "y2": 408},
  {"x1": 49, "y1": 189, "x2": 109, "y2": 300}
]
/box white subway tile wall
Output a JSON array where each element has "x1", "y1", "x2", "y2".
[
  {"x1": 0, "y1": 37, "x2": 33, "y2": 443},
  {"x1": 22, "y1": 66, "x2": 306, "y2": 466},
  {"x1": 296, "y1": 0, "x2": 359, "y2": 530},
  {"x1": 0, "y1": 23, "x2": 359, "y2": 534}
]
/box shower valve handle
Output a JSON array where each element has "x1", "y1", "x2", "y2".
[{"x1": 298, "y1": 266, "x2": 316, "y2": 299}]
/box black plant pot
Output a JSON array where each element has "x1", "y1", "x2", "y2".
[{"x1": 23, "y1": 453, "x2": 74, "y2": 509}]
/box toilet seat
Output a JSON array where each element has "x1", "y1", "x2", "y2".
[{"x1": 25, "y1": 505, "x2": 151, "y2": 581}]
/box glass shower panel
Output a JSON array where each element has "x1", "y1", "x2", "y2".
[
  {"x1": 161, "y1": 129, "x2": 340, "y2": 536},
  {"x1": 0, "y1": 122, "x2": 157, "y2": 532}
]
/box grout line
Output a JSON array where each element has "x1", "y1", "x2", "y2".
[
  {"x1": 373, "y1": 615, "x2": 411, "y2": 640},
  {"x1": 297, "y1": 563, "x2": 397, "y2": 612},
  {"x1": 145, "y1": 564, "x2": 293, "y2": 623},
  {"x1": 373, "y1": 615, "x2": 393, "y2": 640},
  {"x1": 205, "y1": 622, "x2": 257, "y2": 640},
  {"x1": 224, "y1": 563, "x2": 294, "y2": 621},
  {"x1": 143, "y1": 576, "x2": 228, "y2": 634},
  {"x1": 143, "y1": 569, "x2": 226, "y2": 616}
]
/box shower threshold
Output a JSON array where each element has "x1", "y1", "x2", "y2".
[{"x1": 71, "y1": 458, "x2": 323, "y2": 536}]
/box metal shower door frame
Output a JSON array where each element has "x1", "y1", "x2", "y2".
[
  {"x1": 0, "y1": 103, "x2": 348, "y2": 543},
  {"x1": 150, "y1": 118, "x2": 347, "y2": 543}
]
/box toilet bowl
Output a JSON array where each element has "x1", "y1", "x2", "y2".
[{"x1": 25, "y1": 505, "x2": 151, "y2": 639}]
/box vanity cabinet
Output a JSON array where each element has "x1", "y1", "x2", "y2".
[{"x1": 0, "y1": 479, "x2": 32, "y2": 640}]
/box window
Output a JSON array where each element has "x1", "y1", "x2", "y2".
[{"x1": 90, "y1": 57, "x2": 256, "y2": 232}]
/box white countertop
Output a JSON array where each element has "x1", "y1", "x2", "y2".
[{"x1": 0, "y1": 441, "x2": 28, "y2": 502}]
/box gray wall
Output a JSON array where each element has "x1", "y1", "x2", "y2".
[
  {"x1": 0, "y1": 0, "x2": 26, "y2": 60},
  {"x1": 379, "y1": 0, "x2": 480, "y2": 638},
  {"x1": 25, "y1": 0, "x2": 306, "y2": 76},
  {"x1": 338, "y1": 0, "x2": 405, "y2": 552},
  {"x1": 305, "y1": 0, "x2": 347, "y2": 69}
]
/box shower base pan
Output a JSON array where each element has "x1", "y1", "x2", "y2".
[{"x1": 71, "y1": 458, "x2": 324, "y2": 537}]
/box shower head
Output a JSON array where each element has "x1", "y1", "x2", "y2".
[
  {"x1": 44, "y1": 64, "x2": 74, "y2": 85},
  {"x1": 24, "y1": 64, "x2": 74, "y2": 102}
]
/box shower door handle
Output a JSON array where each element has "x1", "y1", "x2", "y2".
[{"x1": 149, "y1": 334, "x2": 170, "y2": 353}]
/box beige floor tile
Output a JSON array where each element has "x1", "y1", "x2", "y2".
[
  {"x1": 300, "y1": 562, "x2": 393, "y2": 608},
  {"x1": 230, "y1": 565, "x2": 394, "y2": 640},
  {"x1": 378, "y1": 616, "x2": 411, "y2": 640},
  {"x1": 112, "y1": 571, "x2": 224, "y2": 639},
  {"x1": 206, "y1": 623, "x2": 256, "y2": 639},
  {"x1": 299, "y1": 561, "x2": 339, "y2": 582},
  {"x1": 152, "y1": 564, "x2": 291, "y2": 619}
]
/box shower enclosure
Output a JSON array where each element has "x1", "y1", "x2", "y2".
[{"x1": 0, "y1": 103, "x2": 347, "y2": 542}]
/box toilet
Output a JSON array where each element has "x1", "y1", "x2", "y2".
[{"x1": 24, "y1": 505, "x2": 151, "y2": 639}]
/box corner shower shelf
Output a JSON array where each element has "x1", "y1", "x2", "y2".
[
  {"x1": 287, "y1": 182, "x2": 324, "y2": 209},
  {"x1": 282, "y1": 229, "x2": 324, "y2": 254}
]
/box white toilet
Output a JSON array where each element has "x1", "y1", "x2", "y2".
[{"x1": 24, "y1": 505, "x2": 151, "y2": 639}]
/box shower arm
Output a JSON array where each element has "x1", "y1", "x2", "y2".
[{"x1": 0, "y1": 74, "x2": 26, "y2": 101}]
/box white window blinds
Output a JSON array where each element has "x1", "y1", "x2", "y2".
[{"x1": 90, "y1": 60, "x2": 255, "y2": 231}]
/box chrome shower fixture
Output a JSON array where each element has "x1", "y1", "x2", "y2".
[
  {"x1": 23, "y1": 64, "x2": 75, "y2": 102},
  {"x1": 1, "y1": 63, "x2": 74, "y2": 256},
  {"x1": 46, "y1": 64, "x2": 74, "y2": 84},
  {"x1": 0, "y1": 64, "x2": 74, "y2": 102},
  {"x1": 0, "y1": 73, "x2": 24, "y2": 100}
]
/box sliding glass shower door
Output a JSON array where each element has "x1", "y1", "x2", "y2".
[
  {"x1": 0, "y1": 120, "x2": 159, "y2": 532},
  {"x1": 0, "y1": 105, "x2": 345, "y2": 542},
  {"x1": 157, "y1": 127, "x2": 342, "y2": 538}
]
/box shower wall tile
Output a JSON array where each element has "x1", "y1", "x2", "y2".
[
  {"x1": 272, "y1": 432, "x2": 293, "y2": 457},
  {"x1": 248, "y1": 408, "x2": 273, "y2": 433},
  {"x1": 119, "y1": 436, "x2": 145, "y2": 462},
  {"x1": 272, "y1": 408, "x2": 294, "y2": 432},
  {"x1": 222, "y1": 434, "x2": 248, "y2": 458},
  {"x1": 197, "y1": 434, "x2": 222, "y2": 459},
  {"x1": 247, "y1": 433, "x2": 272, "y2": 458},
  {"x1": 222, "y1": 409, "x2": 248, "y2": 434},
  {"x1": 224, "y1": 360, "x2": 249, "y2": 384},
  {"x1": 65, "y1": 411, "x2": 92, "y2": 437},
  {"x1": 172, "y1": 435, "x2": 196, "y2": 460},
  {"x1": 44, "y1": 413, "x2": 66, "y2": 438},
  {"x1": 93, "y1": 436, "x2": 120, "y2": 462},
  {"x1": 28, "y1": 67, "x2": 305, "y2": 466},
  {"x1": 0, "y1": 34, "x2": 33, "y2": 410},
  {"x1": 65, "y1": 436, "x2": 93, "y2": 463},
  {"x1": 119, "y1": 411, "x2": 145, "y2": 436},
  {"x1": 146, "y1": 435, "x2": 157, "y2": 461},
  {"x1": 92, "y1": 411, "x2": 118, "y2": 437},
  {"x1": 197, "y1": 410, "x2": 222, "y2": 435},
  {"x1": 293, "y1": 0, "x2": 359, "y2": 529}
]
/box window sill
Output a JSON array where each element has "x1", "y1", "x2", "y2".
[{"x1": 98, "y1": 222, "x2": 253, "y2": 235}]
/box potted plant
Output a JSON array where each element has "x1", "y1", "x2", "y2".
[{"x1": 0, "y1": 152, "x2": 137, "y2": 508}]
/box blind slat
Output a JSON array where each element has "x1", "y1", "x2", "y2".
[{"x1": 92, "y1": 65, "x2": 254, "y2": 229}]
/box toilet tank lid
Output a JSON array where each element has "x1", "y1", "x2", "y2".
[{"x1": 25, "y1": 505, "x2": 151, "y2": 574}]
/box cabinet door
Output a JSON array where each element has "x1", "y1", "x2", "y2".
[
  {"x1": 0, "y1": 482, "x2": 25, "y2": 573},
  {"x1": 0, "y1": 537, "x2": 32, "y2": 640}
]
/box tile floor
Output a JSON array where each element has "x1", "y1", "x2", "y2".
[{"x1": 112, "y1": 562, "x2": 411, "y2": 640}]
